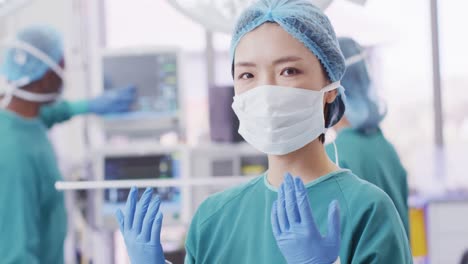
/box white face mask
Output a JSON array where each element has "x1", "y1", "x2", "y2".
[
  {"x1": 0, "y1": 39, "x2": 64, "y2": 108},
  {"x1": 232, "y1": 81, "x2": 342, "y2": 155}
]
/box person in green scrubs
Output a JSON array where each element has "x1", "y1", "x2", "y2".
[
  {"x1": 0, "y1": 25, "x2": 135, "y2": 263},
  {"x1": 116, "y1": 0, "x2": 412, "y2": 263},
  {"x1": 326, "y1": 37, "x2": 409, "y2": 236}
]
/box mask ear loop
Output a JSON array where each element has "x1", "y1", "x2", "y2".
[
  {"x1": 321, "y1": 81, "x2": 342, "y2": 93},
  {"x1": 321, "y1": 82, "x2": 342, "y2": 167},
  {"x1": 0, "y1": 93, "x2": 13, "y2": 108},
  {"x1": 332, "y1": 140, "x2": 340, "y2": 167},
  {"x1": 1, "y1": 76, "x2": 62, "y2": 105},
  {"x1": 0, "y1": 76, "x2": 11, "y2": 108}
]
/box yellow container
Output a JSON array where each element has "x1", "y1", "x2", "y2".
[{"x1": 409, "y1": 207, "x2": 428, "y2": 257}]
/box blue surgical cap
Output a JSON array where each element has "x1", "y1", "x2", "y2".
[
  {"x1": 1, "y1": 25, "x2": 63, "y2": 85},
  {"x1": 230, "y1": 0, "x2": 346, "y2": 128},
  {"x1": 338, "y1": 37, "x2": 386, "y2": 133}
]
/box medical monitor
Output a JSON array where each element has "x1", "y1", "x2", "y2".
[{"x1": 101, "y1": 48, "x2": 181, "y2": 134}]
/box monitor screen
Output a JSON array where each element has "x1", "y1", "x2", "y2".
[
  {"x1": 102, "y1": 51, "x2": 179, "y2": 119},
  {"x1": 102, "y1": 154, "x2": 181, "y2": 220}
]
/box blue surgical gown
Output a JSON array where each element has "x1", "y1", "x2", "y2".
[
  {"x1": 185, "y1": 170, "x2": 412, "y2": 263},
  {"x1": 326, "y1": 128, "x2": 409, "y2": 236},
  {"x1": 0, "y1": 101, "x2": 88, "y2": 263}
]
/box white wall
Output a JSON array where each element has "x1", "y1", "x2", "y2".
[{"x1": 1, "y1": 0, "x2": 68, "y2": 35}]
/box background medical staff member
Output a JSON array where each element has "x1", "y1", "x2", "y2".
[
  {"x1": 116, "y1": 1, "x2": 412, "y2": 263},
  {"x1": 326, "y1": 37, "x2": 409, "y2": 236},
  {"x1": 0, "y1": 25, "x2": 135, "y2": 263}
]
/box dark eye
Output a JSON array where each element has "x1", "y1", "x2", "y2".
[
  {"x1": 281, "y1": 68, "x2": 301, "y2": 76},
  {"x1": 239, "y1": 72, "x2": 254, "y2": 80}
]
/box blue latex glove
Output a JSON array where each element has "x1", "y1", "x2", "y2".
[
  {"x1": 116, "y1": 187, "x2": 166, "y2": 264},
  {"x1": 89, "y1": 85, "x2": 136, "y2": 114},
  {"x1": 271, "y1": 174, "x2": 340, "y2": 264}
]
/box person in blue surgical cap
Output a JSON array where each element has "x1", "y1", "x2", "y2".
[
  {"x1": 117, "y1": 1, "x2": 412, "y2": 263},
  {"x1": 0, "y1": 25, "x2": 135, "y2": 263},
  {"x1": 326, "y1": 37, "x2": 409, "y2": 236}
]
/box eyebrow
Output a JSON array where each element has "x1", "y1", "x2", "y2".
[
  {"x1": 272, "y1": 56, "x2": 303, "y2": 65},
  {"x1": 234, "y1": 56, "x2": 303, "y2": 68},
  {"x1": 234, "y1": 61, "x2": 256, "y2": 68}
]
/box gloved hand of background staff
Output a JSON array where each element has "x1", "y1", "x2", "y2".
[
  {"x1": 116, "y1": 187, "x2": 166, "y2": 264},
  {"x1": 271, "y1": 173, "x2": 341, "y2": 264},
  {"x1": 89, "y1": 85, "x2": 136, "y2": 115}
]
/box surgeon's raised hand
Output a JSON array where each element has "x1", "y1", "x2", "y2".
[
  {"x1": 115, "y1": 187, "x2": 166, "y2": 264},
  {"x1": 89, "y1": 85, "x2": 136, "y2": 114},
  {"x1": 271, "y1": 174, "x2": 340, "y2": 264}
]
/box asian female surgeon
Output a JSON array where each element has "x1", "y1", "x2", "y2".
[{"x1": 116, "y1": 0, "x2": 412, "y2": 263}]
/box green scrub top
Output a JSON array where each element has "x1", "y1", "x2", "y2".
[
  {"x1": 326, "y1": 128, "x2": 409, "y2": 236},
  {"x1": 0, "y1": 101, "x2": 88, "y2": 263},
  {"x1": 39, "y1": 100, "x2": 89, "y2": 128},
  {"x1": 185, "y1": 170, "x2": 412, "y2": 264}
]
